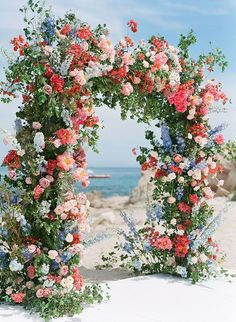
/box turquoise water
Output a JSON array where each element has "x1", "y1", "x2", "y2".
[
  {"x1": 82, "y1": 167, "x2": 141, "y2": 197},
  {"x1": 0, "y1": 167, "x2": 141, "y2": 197}
]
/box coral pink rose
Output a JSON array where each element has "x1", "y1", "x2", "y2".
[
  {"x1": 33, "y1": 185, "x2": 44, "y2": 200},
  {"x1": 27, "y1": 265, "x2": 35, "y2": 279},
  {"x1": 11, "y1": 293, "x2": 26, "y2": 303},
  {"x1": 214, "y1": 134, "x2": 224, "y2": 145},
  {"x1": 57, "y1": 152, "x2": 75, "y2": 172}
]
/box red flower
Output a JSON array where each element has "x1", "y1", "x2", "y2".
[
  {"x1": 72, "y1": 234, "x2": 81, "y2": 244},
  {"x1": 46, "y1": 159, "x2": 57, "y2": 175},
  {"x1": 178, "y1": 202, "x2": 192, "y2": 215},
  {"x1": 60, "y1": 24, "x2": 72, "y2": 35},
  {"x1": 170, "y1": 165, "x2": 182, "y2": 175},
  {"x1": 189, "y1": 194, "x2": 199, "y2": 205},
  {"x1": 127, "y1": 19, "x2": 138, "y2": 33},
  {"x1": 50, "y1": 74, "x2": 64, "y2": 93},
  {"x1": 11, "y1": 292, "x2": 26, "y2": 303},
  {"x1": 154, "y1": 168, "x2": 166, "y2": 179},
  {"x1": 2, "y1": 150, "x2": 21, "y2": 169},
  {"x1": 173, "y1": 234, "x2": 189, "y2": 258},
  {"x1": 44, "y1": 64, "x2": 54, "y2": 78},
  {"x1": 76, "y1": 27, "x2": 92, "y2": 40},
  {"x1": 11, "y1": 35, "x2": 29, "y2": 55}
]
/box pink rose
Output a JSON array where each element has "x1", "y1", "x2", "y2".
[
  {"x1": 39, "y1": 177, "x2": 50, "y2": 189},
  {"x1": 9, "y1": 169, "x2": 17, "y2": 180},
  {"x1": 44, "y1": 84, "x2": 52, "y2": 95},
  {"x1": 48, "y1": 250, "x2": 58, "y2": 260},
  {"x1": 60, "y1": 265, "x2": 69, "y2": 276},
  {"x1": 36, "y1": 289, "x2": 44, "y2": 298},
  {"x1": 60, "y1": 213, "x2": 68, "y2": 220},
  {"x1": 32, "y1": 122, "x2": 42, "y2": 130},
  {"x1": 65, "y1": 191, "x2": 74, "y2": 200},
  {"x1": 25, "y1": 177, "x2": 32, "y2": 184},
  {"x1": 55, "y1": 205, "x2": 64, "y2": 215},
  {"x1": 120, "y1": 82, "x2": 133, "y2": 96}
]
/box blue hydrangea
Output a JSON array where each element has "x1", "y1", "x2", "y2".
[{"x1": 143, "y1": 240, "x2": 152, "y2": 252}]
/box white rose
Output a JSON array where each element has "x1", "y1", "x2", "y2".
[
  {"x1": 65, "y1": 233, "x2": 73, "y2": 243},
  {"x1": 48, "y1": 250, "x2": 58, "y2": 260}
]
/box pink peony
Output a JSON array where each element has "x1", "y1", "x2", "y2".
[
  {"x1": 11, "y1": 292, "x2": 26, "y2": 303},
  {"x1": 57, "y1": 153, "x2": 75, "y2": 172},
  {"x1": 120, "y1": 82, "x2": 133, "y2": 96}
]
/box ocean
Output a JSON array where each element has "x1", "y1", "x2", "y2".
[{"x1": 0, "y1": 167, "x2": 141, "y2": 198}]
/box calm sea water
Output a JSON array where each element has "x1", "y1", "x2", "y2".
[
  {"x1": 82, "y1": 167, "x2": 141, "y2": 197},
  {"x1": 0, "y1": 167, "x2": 141, "y2": 197}
]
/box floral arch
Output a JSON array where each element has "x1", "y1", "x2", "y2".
[{"x1": 0, "y1": 0, "x2": 228, "y2": 320}]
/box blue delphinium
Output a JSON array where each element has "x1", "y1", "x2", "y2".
[
  {"x1": 120, "y1": 212, "x2": 138, "y2": 237},
  {"x1": 41, "y1": 17, "x2": 55, "y2": 44},
  {"x1": 176, "y1": 135, "x2": 185, "y2": 153},
  {"x1": 132, "y1": 259, "x2": 142, "y2": 271},
  {"x1": 176, "y1": 186, "x2": 184, "y2": 201},
  {"x1": 143, "y1": 240, "x2": 152, "y2": 252},
  {"x1": 161, "y1": 123, "x2": 172, "y2": 151},
  {"x1": 147, "y1": 203, "x2": 163, "y2": 221},
  {"x1": 208, "y1": 123, "x2": 226, "y2": 137},
  {"x1": 176, "y1": 265, "x2": 187, "y2": 278},
  {"x1": 123, "y1": 242, "x2": 133, "y2": 254}
]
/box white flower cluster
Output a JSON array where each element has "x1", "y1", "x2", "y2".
[
  {"x1": 39, "y1": 200, "x2": 51, "y2": 217},
  {"x1": 34, "y1": 132, "x2": 45, "y2": 153},
  {"x1": 9, "y1": 259, "x2": 23, "y2": 272}
]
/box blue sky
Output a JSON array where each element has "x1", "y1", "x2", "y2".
[{"x1": 0, "y1": 0, "x2": 235, "y2": 167}]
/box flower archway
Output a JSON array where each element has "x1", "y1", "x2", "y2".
[{"x1": 0, "y1": 0, "x2": 228, "y2": 320}]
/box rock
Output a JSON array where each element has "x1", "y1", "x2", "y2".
[
  {"x1": 93, "y1": 211, "x2": 116, "y2": 225},
  {"x1": 128, "y1": 170, "x2": 154, "y2": 204}
]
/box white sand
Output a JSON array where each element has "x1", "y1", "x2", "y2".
[{"x1": 1, "y1": 274, "x2": 236, "y2": 322}]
